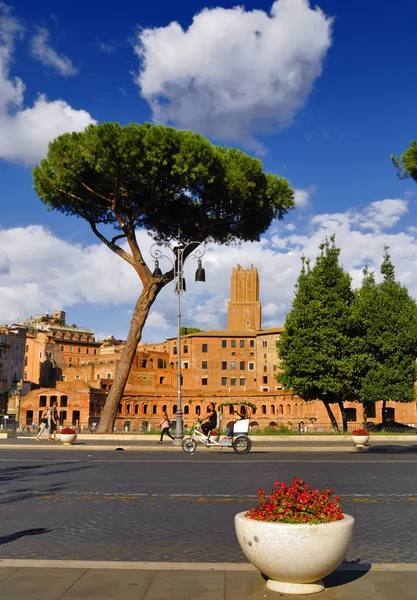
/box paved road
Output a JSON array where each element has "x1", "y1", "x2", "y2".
[{"x1": 1, "y1": 450, "x2": 416, "y2": 563}]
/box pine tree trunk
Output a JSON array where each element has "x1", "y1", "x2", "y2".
[
  {"x1": 322, "y1": 400, "x2": 340, "y2": 432},
  {"x1": 338, "y1": 401, "x2": 348, "y2": 432},
  {"x1": 381, "y1": 400, "x2": 387, "y2": 424},
  {"x1": 97, "y1": 283, "x2": 161, "y2": 433},
  {"x1": 362, "y1": 404, "x2": 368, "y2": 429}
]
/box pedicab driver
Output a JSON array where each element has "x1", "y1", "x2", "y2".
[{"x1": 200, "y1": 402, "x2": 217, "y2": 440}]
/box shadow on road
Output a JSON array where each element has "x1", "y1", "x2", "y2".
[
  {"x1": 0, "y1": 527, "x2": 52, "y2": 546},
  {"x1": 0, "y1": 461, "x2": 94, "y2": 505}
]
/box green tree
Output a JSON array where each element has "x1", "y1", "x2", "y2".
[
  {"x1": 33, "y1": 122, "x2": 294, "y2": 432},
  {"x1": 392, "y1": 141, "x2": 417, "y2": 181},
  {"x1": 276, "y1": 236, "x2": 355, "y2": 432},
  {"x1": 179, "y1": 327, "x2": 204, "y2": 335},
  {"x1": 351, "y1": 248, "x2": 417, "y2": 424}
]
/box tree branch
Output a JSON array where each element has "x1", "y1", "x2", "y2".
[
  {"x1": 88, "y1": 220, "x2": 136, "y2": 268},
  {"x1": 80, "y1": 181, "x2": 112, "y2": 206}
]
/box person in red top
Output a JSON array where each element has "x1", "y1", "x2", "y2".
[{"x1": 159, "y1": 409, "x2": 174, "y2": 444}]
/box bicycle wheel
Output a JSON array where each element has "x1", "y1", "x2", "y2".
[
  {"x1": 232, "y1": 435, "x2": 252, "y2": 454},
  {"x1": 182, "y1": 437, "x2": 197, "y2": 454}
]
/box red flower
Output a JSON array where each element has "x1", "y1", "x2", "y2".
[{"x1": 246, "y1": 477, "x2": 344, "y2": 525}]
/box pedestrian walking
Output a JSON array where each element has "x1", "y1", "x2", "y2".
[
  {"x1": 49, "y1": 401, "x2": 59, "y2": 441},
  {"x1": 159, "y1": 409, "x2": 174, "y2": 444},
  {"x1": 36, "y1": 408, "x2": 50, "y2": 441}
]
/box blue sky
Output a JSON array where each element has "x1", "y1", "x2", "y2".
[{"x1": 1, "y1": 0, "x2": 417, "y2": 341}]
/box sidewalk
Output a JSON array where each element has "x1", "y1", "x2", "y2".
[{"x1": 0, "y1": 560, "x2": 416, "y2": 599}]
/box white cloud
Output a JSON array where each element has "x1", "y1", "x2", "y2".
[
  {"x1": 1, "y1": 196, "x2": 417, "y2": 340},
  {"x1": 363, "y1": 198, "x2": 409, "y2": 230},
  {"x1": 30, "y1": 27, "x2": 77, "y2": 76},
  {"x1": 294, "y1": 189, "x2": 310, "y2": 207},
  {"x1": 146, "y1": 311, "x2": 170, "y2": 329},
  {"x1": 96, "y1": 38, "x2": 116, "y2": 53},
  {"x1": 0, "y1": 94, "x2": 96, "y2": 166},
  {"x1": 0, "y1": 4, "x2": 96, "y2": 166},
  {"x1": 134, "y1": 0, "x2": 332, "y2": 150}
]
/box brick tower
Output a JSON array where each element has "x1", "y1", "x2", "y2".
[{"x1": 227, "y1": 264, "x2": 261, "y2": 331}]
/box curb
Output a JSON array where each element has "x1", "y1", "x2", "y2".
[
  {"x1": 0, "y1": 443, "x2": 367, "y2": 452},
  {"x1": 1, "y1": 559, "x2": 417, "y2": 571}
]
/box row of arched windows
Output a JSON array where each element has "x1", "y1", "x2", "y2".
[
  {"x1": 119, "y1": 403, "x2": 212, "y2": 416},
  {"x1": 260, "y1": 404, "x2": 305, "y2": 415},
  {"x1": 118, "y1": 403, "x2": 306, "y2": 416},
  {"x1": 173, "y1": 345, "x2": 188, "y2": 355}
]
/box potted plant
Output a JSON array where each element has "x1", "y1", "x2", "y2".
[
  {"x1": 351, "y1": 429, "x2": 370, "y2": 447},
  {"x1": 59, "y1": 427, "x2": 77, "y2": 445},
  {"x1": 234, "y1": 477, "x2": 354, "y2": 595}
]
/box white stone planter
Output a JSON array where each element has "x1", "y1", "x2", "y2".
[
  {"x1": 59, "y1": 433, "x2": 77, "y2": 445},
  {"x1": 351, "y1": 434, "x2": 369, "y2": 447},
  {"x1": 235, "y1": 512, "x2": 354, "y2": 595}
]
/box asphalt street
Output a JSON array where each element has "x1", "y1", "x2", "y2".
[{"x1": 1, "y1": 450, "x2": 416, "y2": 563}]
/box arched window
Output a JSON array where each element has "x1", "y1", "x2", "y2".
[
  {"x1": 196, "y1": 405, "x2": 201, "y2": 415},
  {"x1": 173, "y1": 346, "x2": 177, "y2": 355},
  {"x1": 278, "y1": 404, "x2": 283, "y2": 415},
  {"x1": 270, "y1": 405, "x2": 275, "y2": 414},
  {"x1": 183, "y1": 345, "x2": 188, "y2": 354},
  {"x1": 287, "y1": 404, "x2": 291, "y2": 414},
  {"x1": 152, "y1": 405, "x2": 157, "y2": 414},
  {"x1": 143, "y1": 404, "x2": 148, "y2": 414},
  {"x1": 261, "y1": 405, "x2": 266, "y2": 415},
  {"x1": 173, "y1": 404, "x2": 177, "y2": 414},
  {"x1": 126, "y1": 404, "x2": 130, "y2": 414},
  {"x1": 184, "y1": 405, "x2": 189, "y2": 415},
  {"x1": 134, "y1": 404, "x2": 139, "y2": 414},
  {"x1": 162, "y1": 404, "x2": 167, "y2": 413},
  {"x1": 229, "y1": 406, "x2": 234, "y2": 415}
]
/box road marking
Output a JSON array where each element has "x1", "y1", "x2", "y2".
[
  {"x1": 1, "y1": 457, "x2": 417, "y2": 463},
  {"x1": 0, "y1": 559, "x2": 416, "y2": 571},
  {"x1": 2, "y1": 491, "x2": 416, "y2": 502}
]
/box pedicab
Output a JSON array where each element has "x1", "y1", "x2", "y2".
[{"x1": 181, "y1": 401, "x2": 256, "y2": 454}]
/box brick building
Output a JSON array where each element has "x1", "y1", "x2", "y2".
[{"x1": 17, "y1": 265, "x2": 417, "y2": 431}]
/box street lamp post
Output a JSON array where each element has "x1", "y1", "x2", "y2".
[{"x1": 150, "y1": 232, "x2": 206, "y2": 446}]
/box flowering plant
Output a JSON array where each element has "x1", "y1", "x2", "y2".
[
  {"x1": 351, "y1": 429, "x2": 369, "y2": 436},
  {"x1": 246, "y1": 477, "x2": 344, "y2": 524},
  {"x1": 60, "y1": 427, "x2": 76, "y2": 435}
]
